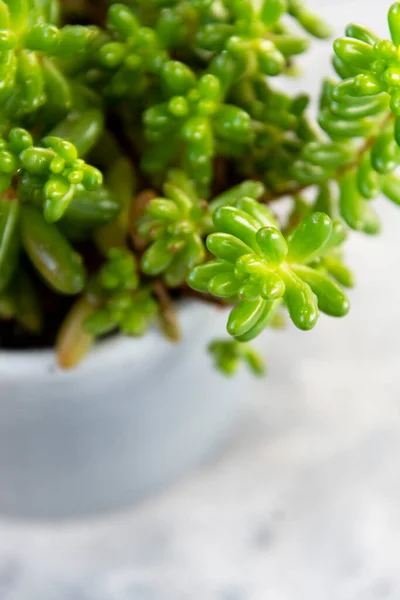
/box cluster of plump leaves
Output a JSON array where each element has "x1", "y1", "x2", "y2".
[
  {"x1": 55, "y1": 248, "x2": 158, "y2": 369},
  {"x1": 288, "y1": 3, "x2": 400, "y2": 237},
  {"x1": 89, "y1": 3, "x2": 168, "y2": 99},
  {"x1": 137, "y1": 170, "x2": 211, "y2": 285},
  {"x1": 0, "y1": 127, "x2": 103, "y2": 221},
  {"x1": 84, "y1": 248, "x2": 158, "y2": 337},
  {"x1": 97, "y1": 0, "x2": 329, "y2": 84},
  {"x1": 131, "y1": 0, "x2": 330, "y2": 62},
  {"x1": 0, "y1": 117, "x2": 110, "y2": 307},
  {"x1": 188, "y1": 198, "x2": 350, "y2": 340},
  {"x1": 234, "y1": 80, "x2": 317, "y2": 195},
  {"x1": 79, "y1": 1, "x2": 330, "y2": 195},
  {"x1": 142, "y1": 71, "x2": 249, "y2": 195},
  {"x1": 0, "y1": 0, "x2": 100, "y2": 125},
  {"x1": 208, "y1": 339, "x2": 265, "y2": 377},
  {"x1": 1, "y1": 0, "x2": 400, "y2": 374}
]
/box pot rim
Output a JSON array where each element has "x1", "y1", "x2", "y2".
[{"x1": 0, "y1": 301, "x2": 215, "y2": 378}]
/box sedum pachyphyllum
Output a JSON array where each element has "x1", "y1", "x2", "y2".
[
  {"x1": 138, "y1": 170, "x2": 211, "y2": 285},
  {"x1": 188, "y1": 198, "x2": 349, "y2": 340},
  {"x1": 0, "y1": 0, "x2": 399, "y2": 375}
]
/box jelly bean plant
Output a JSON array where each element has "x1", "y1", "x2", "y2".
[{"x1": 0, "y1": 0, "x2": 399, "y2": 376}]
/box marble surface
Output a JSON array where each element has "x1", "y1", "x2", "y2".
[{"x1": 1, "y1": 1, "x2": 400, "y2": 598}]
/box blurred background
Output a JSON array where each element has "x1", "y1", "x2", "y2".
[{"x1": 1, "y1": 0, "x2": 400, "y2": 598}]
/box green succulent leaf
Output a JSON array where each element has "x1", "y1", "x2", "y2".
[
  {"x1": 213, "y1": 206, "x2": 260, "y2": 251},
  {"x1": 339, "y1": 170, "x2": 380, "y2": 234},
  {"x1": 382, "y1": 173, "x2": 400, "y2": 205},
  {"x1": 279, "y1": 267, "x2": 319, "y2": 331},
  {"x1": 187, "y1": 259, "x2": 233, "y2": 294},
  {"x1": 20, "y1": 204, "x2": 86, "y2": 294},
  {"x1": 255, "y1": 227, "x2": 288, "y2": 267},
  {"x1": 0, "y1": 192, "x2": 19, "y2": 292},
  {"x1": 206, "y1": 233, "x2": 253, "y2": 262},
  {"x1": 291, "y1": 264, "x2": 350, "y2": 317},
  {"x1": 287, "y1": 213, "x2": 333, "y2": 264},
  {"x1": 389, "y1": 2, "x2": 400, "y2": 46},
  {"x1": 227, "y1": 297, "x2": 268, "y2": 338}
]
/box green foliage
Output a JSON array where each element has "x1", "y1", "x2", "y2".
[
  {"x1": 209, "y1": 339, "x2": 265, "y2": 376},
  {"x1": 84, "y1": 248, "x2": 158, "y2": 337},
  {"x1": 21, "y1": 204, "x2": 86, "y2": 294},
  {"x1": 292, "y1": 6, "x2": 400, "y2": 234},
  {"x1": 0, "y1": 0, "x2": 398, "y2": 375},
  {"x1": 83, "y1": 1, "x2": 330, "y2": 195},
  {"x1": 0, "y1": 0, "x2": 99, "y2": 124},
  {"x1": 0, "y1": 120, "x2": 106, "y2": 298},
  {"x1": 0, "y1": 125, "x2": 103, "y2": 221},
  {"x1": 138, "y1": 170, "x2": 210, "y2": 285},
  {"x1": 188, "y1": 199, "x2": 349, "y2": 339}
]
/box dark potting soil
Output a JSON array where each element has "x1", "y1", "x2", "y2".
[
  {"x1": 0, "y1": 287, "x2": 74, "y2": 350},
  {"x1": 0, "y1": 242, "x2": 101, "y2": 351}
]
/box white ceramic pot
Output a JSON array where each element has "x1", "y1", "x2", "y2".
[{"x1": 0, "y1": 302, "x2": 249, "y2": 519}]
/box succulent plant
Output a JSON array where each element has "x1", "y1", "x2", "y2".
[
  {"x1": 188, "y1": 201, "x2": 349, "y2": 340},
  {"x1": 0, "y1": 0, "x2": 399, "y2": 375}
]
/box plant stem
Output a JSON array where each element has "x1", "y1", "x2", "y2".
[
  {"x1": 153, "y1": 280, "x2": 181, "y2": 341},
  {"x1": 129, "y1": 189, "x2": 157, "y2": 254}
]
